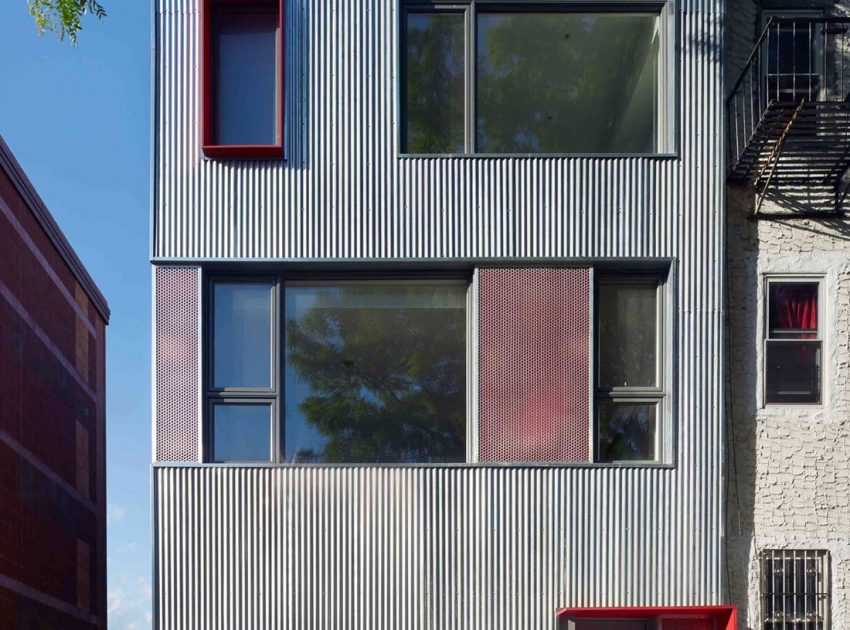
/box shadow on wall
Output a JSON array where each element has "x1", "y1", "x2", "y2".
[
  {"x1": 724, "y1": 183, "x2": 850, "y2": 629},
  {"x1": 725, "y1": 183, "x2": 762, "y2": 630}
]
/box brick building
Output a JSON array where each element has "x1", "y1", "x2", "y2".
[{"x1": 0, "y1": 135, "x2": 109, "y2": 628}]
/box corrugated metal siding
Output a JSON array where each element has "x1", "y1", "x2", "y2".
[
  {"x1": 153, "y1": 0, "x2": 719, "y2": 265},
  {"x1": 153, "y1": 0, "x2": 724, "y2": 625},
  {"x1": 155, "y1": 464, "x2": 718, "y2": 629}
]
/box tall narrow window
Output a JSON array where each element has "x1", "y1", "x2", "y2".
[
  {"x1": 403, "y1": 10, "x2": 466, "y2": 154},
  {"x1": 595, "y1": 275, "x2": 664, "y2": 462},
  {"x1": 203, "y1": 0, "x2": 283, "y2": 158},
  {"x1": 765, "y1": 279, "x2": 822, "y2": 404},
  {"x1": 207, "y1": 279, "x2": 277, "y2": 462}
]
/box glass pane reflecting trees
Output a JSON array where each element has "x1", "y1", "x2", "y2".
[
  {"x1": 284, "y1": 283, "x2": 467, "y2": 463},
  {"x1": 476, "y1": 13, "x2": 659, "y2": 153},
  {"x1": 404, "y1": 12, "x2": 466, "y2": 153}
]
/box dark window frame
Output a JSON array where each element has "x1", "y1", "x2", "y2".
[
  {"x1": 763, "y1": 275, "x2": 823, "y2": 406},
  {"x1": 399, "y1": 0, "x2": 675, "y2": 157},
  {"x1": 593, "y1": 273, "x2": 667, "y2": 463},
  {"x1": 204, "y1": 275, "x2": 281, "y2": 462},
  {"x1": 201, "y1": 0, "x2": 285, "y2": 159},
  {"x1": 203, "y1": 272, "x2": 471, "y2": 464}
]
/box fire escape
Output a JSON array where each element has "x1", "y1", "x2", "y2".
[{"x1": 727, "y1": 18, "x2": 850, "y2": 217}]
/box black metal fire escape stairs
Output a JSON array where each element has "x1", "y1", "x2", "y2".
[{"x1": 727, "y1": 18, "x2": 850, "y2": 217}]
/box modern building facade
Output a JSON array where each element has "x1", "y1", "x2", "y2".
[
  {"x1": 151, "y1": 0, "x2": 734, "y2": 628},
  {"x1": 0, "y1": 135, "x2": 109, "y2": 628},
  {"x1": 726, "y1": 2, "x2": 850, "y2": 629}
]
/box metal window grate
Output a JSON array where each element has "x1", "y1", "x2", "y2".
[{"x1": 760, "y1": 549, "x2": 829, "y2": 630}]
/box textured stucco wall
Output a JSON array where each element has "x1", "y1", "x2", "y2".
[
  {"x1": 726, "y1": 183, "x2": 850, "y2": 629},
  {"x1": 725, "y1": 0, "x2": 850, "y2": 624}
]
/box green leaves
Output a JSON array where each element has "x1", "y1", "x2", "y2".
[{"x1": 28, "y1": 0, "x2": 106, "y2": 45}]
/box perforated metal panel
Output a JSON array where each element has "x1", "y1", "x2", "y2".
[
  {"x1": 155, "y1": 266, "x2": 199, "y2": 462},
  {"x1": 478, "y1": 267, "x2": 591, "y2": 462},
  {"x1": 661, "y1": 619, "x2": 715, "y2": 630}
]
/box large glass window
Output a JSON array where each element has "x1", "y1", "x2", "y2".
[
  {"x1": 203, "y1": 0, "x2": 282, "y2": 157},
  {"x1": 208, "y1": 277, "x2": 468, "y2": 463},
  {"x1": 402, "y1": 2, "x2": 668, "y2": 155},
  {"x1": 764, "y1": 279, "x2": 822, "y2": 404},
  {"x1": 284, "y1": 282, "x2": 467, "y2": 463},
  {"x1": 595, "y1": 276, "x2": 664, "y2": 462}
]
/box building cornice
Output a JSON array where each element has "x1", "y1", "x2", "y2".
[{"x1": 0, "y1": 134, "x2": 110, "y2": 322}]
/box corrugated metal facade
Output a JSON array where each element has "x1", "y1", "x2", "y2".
[{"x1": 152, "y1": 0, "x2": 724, "y2": 626}]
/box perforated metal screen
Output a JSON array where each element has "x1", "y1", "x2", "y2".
[
  {"x1": 478, "y1": 267, "x2": 591, "y2": 462},
  {"x1": 661, "y1": 619, "x2": 715, "y2": 630},
  {"x1": 155, "y1": 266, "x2": 199, "y2": 462}
]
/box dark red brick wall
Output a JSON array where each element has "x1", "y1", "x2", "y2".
[{"x1": 0, "y1": 167, "x2": 106, "y2": 628}]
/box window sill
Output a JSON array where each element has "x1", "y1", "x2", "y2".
[{"x1": 203, "y1": 144, "x2": 284, "y2": 160}]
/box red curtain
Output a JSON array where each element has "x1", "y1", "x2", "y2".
[{"x1": 774, "y1": 285, "x2": 817, "y2": 332}]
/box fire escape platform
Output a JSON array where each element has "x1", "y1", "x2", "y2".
[
  {"x1": 726, "y1": 17, "x2": 850, "y2": 216},
  {"x1": 729, "y1": 101, "x2": 850, "y2": 189}
]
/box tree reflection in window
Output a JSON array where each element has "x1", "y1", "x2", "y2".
[
  {"x1": 476, "y1": 12, "x2": 659, "y2": 153},
  {"x1": 284, "y1": 283, "x2": 467, "y2": 463}
]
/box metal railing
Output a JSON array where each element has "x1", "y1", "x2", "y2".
[{"x1": 727, "y1": 17, "x2": 850, "y2": 171}]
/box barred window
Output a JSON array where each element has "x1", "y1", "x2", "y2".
[{"x1": 760, "y1": 549, "x2": 829, "y2": 629}]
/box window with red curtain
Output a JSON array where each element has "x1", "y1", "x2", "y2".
[
  {"x1": 202, "y1": 0, "x2": 284, "y2": 158},
  {"x1": 765, "y1": 280, "x2": 821, "y2": 404}
]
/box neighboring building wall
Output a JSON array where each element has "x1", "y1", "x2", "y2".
[
  {"x1": 0, "y1": 136, "x2": 109, "y2": 629},
  {"x1": 152, "y1": 0, "x2": 725, "y2": 628},
  {"x1": 726, "y1": 187, "x2": 850, "y2": 629},
  {"x1": 725, "y1": 1, "x2": 850, "y2": 626}
]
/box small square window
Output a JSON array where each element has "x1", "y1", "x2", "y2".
[
  {"x1": 764, "y1": 279, "x2": 822, "y2": 404},
  {"x1": 203, "y1": 0, "x2": 283, "y2": 158},
  {"x1": 211, "y1": 402, "x2": 273, "y2": 462}
]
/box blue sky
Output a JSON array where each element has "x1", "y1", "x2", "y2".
[{"x1": 0, "y1": 2, "x2": 152, "y2": 627}]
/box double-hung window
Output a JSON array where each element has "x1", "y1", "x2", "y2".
[
  {"x1": 764, "y1": 277, "x2": 822, "y2": 404},
  {"x1": 202, "y1": 0, "x2": 284, "y2": 158},
  {"x1": 402, "y1": 1, "x2": 673, "y2": 155},
  {"x1": 595, "y1": 275, "x2": 665, "y2": 462}
]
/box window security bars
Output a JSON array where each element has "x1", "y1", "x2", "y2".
[{"x1": 760, "y1": 550, "x2": 829, "y2": 630}]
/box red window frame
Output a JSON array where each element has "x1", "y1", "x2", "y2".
[
  {"x1": 557, "y1": 606, "x2": 737, "y2": 630},
  {"x1": 202, "y1": 0, "x2": 284, "y2": 158}
]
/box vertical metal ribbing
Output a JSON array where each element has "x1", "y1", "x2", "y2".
[{"x1": 153, "y1": 0, "x2": 724, "y2": 624}]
